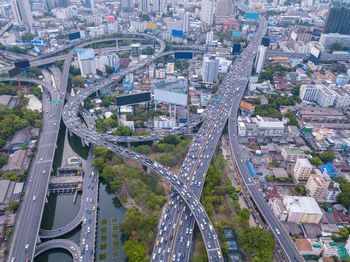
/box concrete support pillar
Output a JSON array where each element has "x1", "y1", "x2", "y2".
[
  {"x1": 147, "y1": 166, "x2": 151, "y2": 174},
  {"x1": 37, "y1": 235, "x2": 41, "y2": 244},
  {"x1": 174, "y1": 105, "x2": 176, "y2": 117},
  {"x1": 127, "y1": 142, "x2": 130, "y2": 148},
  {"x1": 81, "y1": 138, "x2": 85, "y2": 147},
  {"x1": 68, "y1": 129, "x2": 73, "y2": 137},
  {"x1": 169, "y1": 104, "x2": 171, "y2": 117}
]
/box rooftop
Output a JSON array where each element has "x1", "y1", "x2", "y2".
[
  {"x1": 284, "y1": 196, "x2": 323, "y2": 215},
  {"x1": 284, "y1": 148, "x2": 303, "y2": 155}
]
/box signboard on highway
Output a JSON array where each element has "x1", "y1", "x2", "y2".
[
  {"x1": 116, "y1": 92, "x2": 151, "y2": 106},
  {"x1": 174, "y1": 52, "x2": 193, "y2": 60},
  {"x1": 172, "y1": 30, "x2": 184, "y2": 37},
  {"x1": 14, "y1": 59, "x2": 30, "y2": 69},
  {"x1": 246, "y1": 13, "x2": 259, "y2": 19},
  {"x1": 8, "y1": 67, "x2": 21, "y2": 78},
  {"x1": 232, "y1": 31, "x2": 240, "y2": 37}
]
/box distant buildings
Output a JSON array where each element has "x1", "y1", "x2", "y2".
[
  {"x1": 299, "y1": 84, "x2": 338, "y2": 107},
  {"x1": 255, "y1": 45, "x2": 267, "y2": 74},
  {"x1": 214, "y1": 0, "x2": 234, "y2": 24},
  {"x1": 324, "y1": 7, "x2": 350, "y2": 35},
  {"x1": 283, "y1": 196, "x2": 323, "y2": 224},
  {"x1": 202, "y1": 54, "x2": 219, "y2": 84},
  {"x1": 153, "y1": 0, "x2": 167, "y2": 15},
  {"x1": 239, "y1": 101, "x2": 255, "y2": 116},
  {"x1": 201, "y1": 0, "x2": 215, "y2": 26},
  {"x1": 282, "y1": 147, "x2": 304, "y2": 162},
  {"x1": 85, "y1": 0, "x2": 95, "y2": 11},
  {"x1": 11, "y1": 0, "x2": 33, "y2": 30},
  {"x1": 122, "y1": 0, "x2": 135, "y2": 13},
  {"x1": 293, "y1": 158, "x2": 313, "y2": 182},
  {"x1": 130, "y1": 43, "x2": 141, "y2": 57},
  {"x1": 154, "y1": 116, "x2": 177, "y2": 129},
  {"x1": 77, "y1": 48, "x2": 97, "y2": 78},
  {"x1": 140, "y1": 0, "x2": 150, "y2": 14}
]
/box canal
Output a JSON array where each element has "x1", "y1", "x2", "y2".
[{"x1": 35, "y1": 123, "x2": 127, "y2": 262}]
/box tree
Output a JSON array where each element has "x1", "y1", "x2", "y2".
[
  {"x1": 6, "y1": 201, "x2": 19, "y2": 212},
  {"x1": 21, "y1": 33, "x2": 34, "y2": 42},
  {"x1": 321, "y1": 149, "x2": 335, "y2": 163},
  {"x1": 92, "y1": 157, "x2": 106, "y2": 173},
  {"x1": 94, "y1": 146, "x2": 113, "y2": 159},
  {"x1": 0, "y1": 154, "x2": 8, "y2": 168},
  {"x1": 337, "y1": 181, "x2": 350, "y2": 207},
  {"x1": 105, "y1": 65, "x2": 115, "y2": 75},
  {"x1": 162, "y1": 134, "x2": 181, "y2": 145},
  {"x1": 309, "y1": 156, "x2": 323, "y2": 166},
  {"x1": 72, "y1": 75, "x2": 85, "y2": 88},
  {"x1": 122, "y1": 240, "x2": 147, "y2": 262},
  {"x1": 113, "y1": 126, "x2": 133, "y2": 136},
  {"x1": 294, "y1": 184, "x2": 306, "y2": 196},
  {"x1": 69, "y1": 66, "x2": 81, "y2": 76}
]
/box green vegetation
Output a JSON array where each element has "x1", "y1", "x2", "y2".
[
  {"x1": 0, "y1": 100, "x2": 42, "y2": 148},
  {"x1": 331, "y1": 227, "x2": 350, "y2": 242},
  {"x1": 321, "y1": 149, "x2": 335, "y2": 163},
  {"x1": 112, "y1": 225, "x2": 118, "y2": 231},
  {"x1": 330, "y1": 42, "x2": 350, "y2": 53},
  {"x1": 84, "y1": 97, "x2": 95, "y2": 110},
  {"x1": 111, "y1": 217, "x2": 119, "y2": 223},
  {"x1": 112, "y1": 233, "x2": 119, "y2": 239},
  {"x1": 175, "y1": 60, "x2": 189, "y2": 70},
  {"x1": 21, "y1": 67, "x2": 42, "y2": 79},
  {"x1": 105, "y1": 65, "x2": 115, "y2": 75},
  {"x1": 0, "y1": 154, "x2": 8, "y2": 168},
  {"x1": 122, "y1": 238, "x2": 147, "y2": 262},
  {"x1": 309, "y1": 156, "x2": 323, "y2": 166},
  {"x1": 285, "y1": 109, "x2": 298, "y2": 126},
  {"x1": 112, "y1": 241, "x2": 119, "y2": 247},
  {"x1": 119, "y1": 52, "x2": 130, "y2": 58},
  {"x1": 268, "y1": 161, "x2": 280, "y2": 168},
  {"x1": 99, "y1": 253, "x2": 107, "y2": 260},
  {"x1": 294, "y1": 184, "x2": 306, "y2": 196},
  {"x1": 69, "y1": 66, "x2": 81, "y2": 76},
  {"x1": 101, "y1": 235, "x2": 107, "y2": 241},
  {"x1": 101, "y1": 227, "x2": 107, "y2": 233},
  {"x1": 29, "y1": 86, "x2": 42, "y2": 100},
  {"x1": 335, "y1": 177, "x2": 350, "y2": 207},
  {"x1": 113, "y1": 126, "x2": 133, "y2": 136},
  {"x1": 141, "y1": 47, "x2": 155, "y2": 55},
  {"x1": 101, "y1": 218, "x2": 108, "y2": 225},
  {"x1": 72, "y1": 75, "x2": 85, "y2": 88},
  {"x1": 258, "y1": 63, "x2": 294, "y2": 83},
  {"x1": 6, "y1": 201, "x2": 19, "y2": 212},
  {"x1": 100, "y1": 243, "x2": 107, "y2": 250},
  {"x1": 21, "y1": 33, "x2": 34, "y2": 42}
]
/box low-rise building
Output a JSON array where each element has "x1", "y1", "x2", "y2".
[
  {"x1": 282, "y1": 148, "x2": 304, "y2": 162},
  {"x1": 320, "y1": 162, "x2": 339, "y2": 179},
  {"x1": 283, "y1": 196, "x2": 323, "y2": 224},
  {"x1": 239, "y1": 101, "x2": 255, "y2": 116},
  {"x1": 154, "y1": 116, "x2": 177, "y2": 129},
  {"x1": 295, "y1": 239, "x2": 322, "y2": 256}
]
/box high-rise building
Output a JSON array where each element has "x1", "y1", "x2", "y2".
[
  {"x1": 46, "y1": 0, "x2": 69, "y2": 10},
  {"x1": 130, "y1": 43, "x2": 141, "y2": 57},
  {"x1": 202, "y1": 54, "x2": 219, "y2": 84},
  {"x1": 31, "y1": 0, "x2": 47, "y2": 12},
  {"x1": 122, "y1": 0, "x2": 135, "y2": 13},
  {"x1": 181, "y1": 12, "x2": 190, "y2": 34},
  {"x1": 214, "y1": 0, "x2": 234, "y2": 24},
  {"x1": 201, "y1": 0, "x2": 215, "y2": 26},
  {"x1": 140, "y1": 0, "x2": 150, "y2": 14},
  {"x1": 306, "y1": 173, "x2": 331, "y2": 203},
  {"x1": 324, "y1": 7, "x2": 350, "y2": 35},
  {"x1": 85, "y1": 0, "x2": 95, "y2": 11},
  {"x1": 293, "y1": 158, "x2": 313, "y2": 182},
  {"x1": 206, "y1": 31, "x2": 214, "y2": 45},
  {"x1": 255, "y1": 45, "x2": 267, "y2": 74},
  {"x1": 11, "y1": 0, "x2": 34, "y2": 30},
  {"x1": 77, "y1": 48, "x2": 97, "y2": 78},
  {"x1": 154, "y1": 0, "x2": 167, "y2": 15},
  {"x1": 299, "y1": 84, "x2": 337, "y2": 107}
]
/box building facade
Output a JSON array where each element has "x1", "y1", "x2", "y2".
[{"x1": 293, "y1": 158, "x2": 313, "y2": 181}]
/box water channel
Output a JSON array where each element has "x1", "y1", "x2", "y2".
[{"x1": 35, "y1": 122, "x2": 127, "y2": 262}]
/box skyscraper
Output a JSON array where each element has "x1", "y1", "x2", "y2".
[
  {"x1": 85, "y1": 0, "x2": 95, "y2": 11},
  {"x1": 46, "y1": 0, "x2": 69, "y2": 10},
  {"x1": 202, "y1": 54, "x2": 219, "y2": 84},
  {"x1": 122, "y1": 0, "x2": 135, "y2": 13},
  {"x1": 140, "y1": 0, "x2": 150, "y2": 14},
  {"x1": 201, "y1": 0, "x2": 215, "y2": 26},
  {"x1": 255, "y1": 45, "x2": 267, "y2": 74},
  {"x1": 214, "y1": 0, "x2": 234, "y2": 24},
  {"x1": 154, "y1": 0, "x2": 167, "y2": 15},
  {"x1": 11, "y1": 0, "x2": 34, "y2": 30},
  {"x1": 31, "y1": 0, "x2": 47, "y2": 12},
  {"x1": 181, "y1": 12, "x2": 190, "y2": 34},
  {"x1": 324, "y1": 7, "x2": 350, "y2": 35}
]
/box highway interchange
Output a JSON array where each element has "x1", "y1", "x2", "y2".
[{"x1": 5, "y1": 1, "x2": 303, "y2": 261}]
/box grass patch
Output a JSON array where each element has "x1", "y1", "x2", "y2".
[
  {"x1": 112, "y1": 251, "x2": 118, "y2": 257},
  {"x1": 112, "y1": 233, "x2": 119, "y2": 239},
  {"x1": 100, "y1": 243, "x2": 107, "y2": 250},
  {"x1": 101, "y1": 235, "x2": 107, "y2": 241},
  {"x1": 111, "y1": 217, "x2": 118, "y2": 223},
  {"x1": 99, "y1": 253, "x2": 107, "y2": 260},
  {"x1": 112, "y1": 241, "x2": 119, "y2": 247},
  {"x1": 101, "y1": 227, "x2": 107, "y2": 233},
  {"x1": 112, "y1": 225, "x2": 118, "y2": 231},
  {"x1": 101, "y1": 219, "x2": 108, "y2": 225}
]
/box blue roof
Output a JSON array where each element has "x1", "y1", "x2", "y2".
[
  {"x1": 246, "y1": 161, "x2": 258, "y2": 178},
  {"x1": 321, "y1": 162, "x2": 338, "y2": 175}
]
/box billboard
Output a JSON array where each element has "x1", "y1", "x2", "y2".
[
  {"x1": 14, "y1": 59, "x2": 30, "y2": 69},
  {"x1": 154, "y1": 89, "x2": 187, "y2": 106},
  {"x1": 232, "y1": 31, "x2": 240, "y2": 37},
  {"x1": 107, "y1": 16, "x2": 115, "y2": 22},
  {"x1": 8, "y1": 67, "x2": 21, "y2": 78},
  {"x1": 146, "y1": 22, "x2": 157, "y2": 30},
  {"x1": 261, "y1": 37, "x2": 270, "y2": 47},
  {"x1": 246, "y1": 13, "x2": 259, "y2": 19},
  {"x1": 116, "y1": 92, "x2": 151, "y2": 106},
  {"x1": 96, "y1": 69, "x2": 103, "y2": 77},
  {"x1": 68, "y1": 31, "x2": 80, "y2": 41},
  {"x1": 174, "y1": 52, "x2": 193, "y2": 60},
  {"x1": 232, "y1": 43, "x2": 241, "y2": 54},
  {"x1": 172, "y1": 29, "x2": 184, "y2": 37}
]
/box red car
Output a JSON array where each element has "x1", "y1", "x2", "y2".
[
  {"x1": 94, "y1": 178, "x2": 97, "y2": 183},
  {"x1": 165, "y1": 236, "x2": 168, "y2": 242}
]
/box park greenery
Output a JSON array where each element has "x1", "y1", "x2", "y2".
[
  {"x1": 92, "y1": 146, "x2": 166, "y2": 260},
  {"x1": 194, "y1": 151, "x2": 275, "y2": 262},
  {"x1": 0, "y1": 99, "x2": 42, "y2": 148},
  {"x1": 0, "y1": 43, "x2": 28, "y2": 54},
  {"x1": 72, "y1": 75, "x2": 85, "y2": 88},
  {"x1": 294, "y1": 184, "x2": 306, "y2": 196}
]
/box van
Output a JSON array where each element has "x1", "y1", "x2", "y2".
[
  {"x1": 24, "y1": 244, "x2": 29, "y2": 251},
  {"x1": 160, "y1": 237, "x2": 164, "y2": 244},
  {"x1": 33, "y1": 196, "x2": 36, "y2": 201},
  {"x1": 186, "y1": 241, "x2": 190, "y2": 248}
]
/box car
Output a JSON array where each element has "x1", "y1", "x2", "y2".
[
  {"x1": 24, "y1": 244, "x2": 29, "y2": 251},
  {"x1": 85, "y1": 244, "x2": 89, "y2": 251},
  {"x1": 74, "y1": 253, "x2": 78, "y2": 259},
  {"x1": 70, "y1": 246, "x2": 76, "y2": 251},
  {"x1": 11, "y1": 258, "x2": 15, "y2": 262},
  {"x1": 82, "y1": 238, "x2": 85, "y2": 245},
  {"x1": 33, "y1": 196, "x2": 36, "y2": 201},
  {"x1": 87, "y1": 227, "x2": 90, "y2": 233},
  {"x1": 79, "y1": 256, "x2": 83, "y2": 262},
  {"x1": 92, "y1": 206, "x2": 96, "y2": 211},
  {"x1": 275, "y1": 228, "x2": 280, "y2": 235}
]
